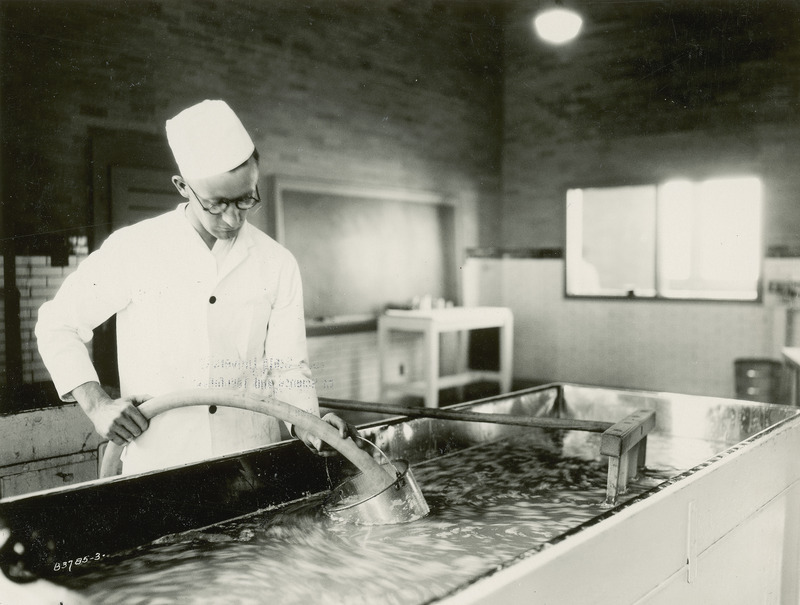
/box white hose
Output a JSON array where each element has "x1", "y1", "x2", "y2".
[{"x1": 99, "y1": 389, "x2": 392, "y2": 492}]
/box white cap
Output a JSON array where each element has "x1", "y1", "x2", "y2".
[{"x1": 166, "y1": 100, "x2": 255, "y2": 180}]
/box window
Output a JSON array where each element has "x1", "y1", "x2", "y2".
[{"x1": 565, "y1": 176, "x2": 762, "y2": 301}]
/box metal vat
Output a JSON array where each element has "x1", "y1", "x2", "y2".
[{"x1": 1, "y1": 383, "x2": 798, "y2": 604}]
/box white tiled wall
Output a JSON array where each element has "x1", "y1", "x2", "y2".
[
  {"x1": 17, "y1": 256, "x2": 88, "y2": 383},
  {"x1": 307, "y1": 331, "x2": 381, "y2": 401},
  {"x1": 464, "y1": 257, "x2": 800, "y2": 399},
  {"x1": 307, "y1": 330, "x2": 425, "y2": 402},
  {"x1": 0, "y1": 249, "x2": 89, "y2": 388},
  {"x1": 16, "y1": 254, "x2": 88, "y2": 384},
  {"x1": 3, "y1": 247, "x2": 420, "y2": 403},
  {"x1": 0, "y1": 257, "x2": 4, "y2": 387},
  {"x1": 762, "y1": 257, "x2": 800, "y2": 349},
  {"x1": 8, "y1": 250, "x2": 797, "y2": 403}
]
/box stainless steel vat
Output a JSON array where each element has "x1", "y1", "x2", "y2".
[{"x1": 2, "y1": 383, "x2": 798, "y2": 604}]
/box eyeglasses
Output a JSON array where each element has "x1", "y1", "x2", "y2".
[{"x1": 185, "y1": 182, "x2": 261, "y2": 215}]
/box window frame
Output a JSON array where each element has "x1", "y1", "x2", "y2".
[{"x1": 563, "y1": 175, "x2": 765, "y2": 304}]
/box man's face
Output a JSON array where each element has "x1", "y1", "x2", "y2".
[{"x1": 181, "y1": 157, "x2": 259, "y2": 240}]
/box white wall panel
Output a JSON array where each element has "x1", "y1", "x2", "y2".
[{"x1": 464, "y1": 257, "x2": 799, "y2": 399}]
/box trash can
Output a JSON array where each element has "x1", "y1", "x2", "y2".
[{"x1": 734, "y1": 358, "x2": 783, "y2": 403}]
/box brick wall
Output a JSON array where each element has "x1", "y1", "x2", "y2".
[
  {"x1": 496, "y1": 1, "x2": 800, "y2": 394},
  {"x1": 0, "y1": 0, "x2": 506, "y2": 403},
  {"x1": 9, "y1": 1, "x2": 796, "y2": 402},
  {"x1": 1, "y1": 0, "x2": 504, "y2": 247},
  {"x1": 501, "y1": 0, "x2": 800, "y2": 248}
]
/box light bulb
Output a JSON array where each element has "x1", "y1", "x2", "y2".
[{"x1": 534, "y1": 7, "x2": 583, "y2": 44}]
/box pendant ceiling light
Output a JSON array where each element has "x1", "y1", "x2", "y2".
[{"x1": 533, "y1": 5, "x2": 583, "y2": 44}]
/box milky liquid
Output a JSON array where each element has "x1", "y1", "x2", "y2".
[{"x1": 61, "y1": 431, "x2": 723, "y2": 605}]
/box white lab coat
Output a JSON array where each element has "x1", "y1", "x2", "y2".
[{"x1": 36, "y1": 204, "x2": 319, "y2": 474}]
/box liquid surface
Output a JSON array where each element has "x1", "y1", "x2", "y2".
[{"x1": 61, "y1": 432, "x2": 722, "y2": 605}]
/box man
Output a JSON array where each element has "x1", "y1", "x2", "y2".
[{"x1": 36, "y1": 99, "x2": 354, "y2": 474}]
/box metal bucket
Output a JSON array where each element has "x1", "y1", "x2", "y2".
[{"x1": 323, "y1": 440, "x2": 430, "y2": 525}]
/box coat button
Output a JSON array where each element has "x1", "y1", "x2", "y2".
[
  {"x1": 209, "y1": 405, "x2": 217, "y2": 414},
  {"x1": 209, "y1": 296, "x2": 216, "y2": 304}
]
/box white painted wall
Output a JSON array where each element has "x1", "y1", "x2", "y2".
[{"x1": 464, "y1": 257, "x2": 800, "y2": 399}]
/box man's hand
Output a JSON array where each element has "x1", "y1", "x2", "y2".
[
  {"x1": 295, "y1": 412, "x2": 361, "y2": 456},
  {"x1": 71, "y1": 382, "x2": 150, "y2": 446},
  {"x1": 90, "y1": 396, "x2": 151, "y2": 446}
]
